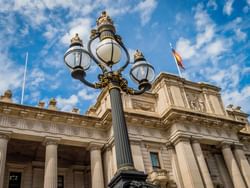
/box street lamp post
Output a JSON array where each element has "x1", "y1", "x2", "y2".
[{"x1": 64, "y1": 11, "x2": 157, "y2": 188}]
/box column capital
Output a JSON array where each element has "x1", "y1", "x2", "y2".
[
  {"x1": 233, "y1": 143, "x2": 244, "y2": 150},
  {"x1": 88, "y1": 142, "x2": 104, "y2": 151},
  {"x1": 191, "y1": 139, "x2": 200, "y2": 144},
  {"x1": 43, "y1": 137, "x2": 61, "y2": 146},
  {"x1": 170, "y1": 134, "x2": 191, "y2": 146},
  {"x1": 0, "y1": 131, "x2": 12, "y2": 140},
  {"x1": 166, "y1": 141, "x2": 175, "y2": 150},
  {"x1": 220, "y1": 142, "x2": 232, "y2": 150}
]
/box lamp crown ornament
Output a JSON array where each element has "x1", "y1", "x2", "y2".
[
  {"x1": 70, "y1": 33, "x2": 83, "y2": 47},
  {"x1": 134, "y1": 49, "x2": 145, "y2": 61},
  {"x1": 96, "y1": 11, "x2": 114, "y2": 26}
]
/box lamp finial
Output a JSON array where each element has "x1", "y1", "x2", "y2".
[
  {"x1": 134, "y1": 50, "x2": 145, "y2": 61},
  {"x1": 96, "y1": 11, "x2": 114, "y2": 26},
  {"x1": 70, "y1": 33, "x2": 83, "y2": 46}
]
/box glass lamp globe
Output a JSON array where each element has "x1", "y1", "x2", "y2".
[
  {"x1": 64, "y1": 45, "x2": 91, "y2": 72},
  {"x1": 130, "y1": 50, "x2": 155, "y2": 85},
  {"x1": 96, "y1": 38, "x2": 121, "y2": 66}
]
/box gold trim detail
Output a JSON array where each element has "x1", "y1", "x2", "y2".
[
  {"x1": 70, "y1": 33, "x2": 83, "y2": 46},
  {"x1": 96, "y1": 11, "x2": 114, "y2": 26},
  {"x1": 134, "y1": 49, "x2": 145, "y2": 61}
]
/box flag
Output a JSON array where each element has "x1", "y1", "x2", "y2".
[{"x1": 172, "y1": 48, "x2": 185, "y2": 70}]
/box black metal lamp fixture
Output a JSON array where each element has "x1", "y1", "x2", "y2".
[{"x1": 64, "y1": 11, "x2": 157, "y2": 188}]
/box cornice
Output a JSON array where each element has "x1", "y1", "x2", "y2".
[
  {"x1": 0, "y1": 101, "x2": 104, "y2": 129},
  {"x1": 161, "y1": 106, "x2": 245, "y2": 131},
  {"x1": 151, "y1": 72, "x2": 221, "y2": 92}
]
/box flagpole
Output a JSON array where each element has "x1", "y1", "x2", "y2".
[
  {"x1": 169, "y1": 43, "x2": 183, "y2": 78},
  {"x1": 21, "y1": 52, "x2": 28, "y2": 104}
]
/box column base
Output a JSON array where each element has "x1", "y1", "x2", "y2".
[{"x1": 108, "y1": 170, "x2": 158, "y2": 188}]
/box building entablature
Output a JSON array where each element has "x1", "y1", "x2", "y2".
[
  {"x1": 0, "y1": 102, "x2": 108, "y2": 147},
  {"x1": 161, "y1": 106, "x2": 245, "y2": 131},
  {"x1": 0, "y1": 100, "x2": 105, "y2": 128}
]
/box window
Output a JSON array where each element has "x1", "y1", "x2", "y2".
[
  {"x1": 9, "y1": 172, "x2": 22, "y2": 188},
  {"x1": 58, "y1": 175, "x2": 64, "y2": 188},
  {"x1": 150, "y1": 152, "x2": 161, "y2": 170}
]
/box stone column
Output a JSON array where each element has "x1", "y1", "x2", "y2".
[
  {"x1": 221, "y1": 143, "x2": 246, "y2": 188},
  {"x1": 131, "y1": 141, "x2": 145, "y2": 172},
  {"x1": 43, "y1": 138, "x2": 59, "y2": 188},
  {"x1": 90, "y1": 144, "x2": 104, "y2": 188},
  {"x1": 167, "y1": 144, "x2": 184, "y2": 188},
  {"x1": 191, "y1": 140, "x2": 214, "y2": 188},
  {"x1": 0, "y1": 133, "x2": 9, "y2": 188},
  {"x1": 214, "y1": 154, "x2": 233, "y2": 188},
  {"x1": 233, "y1": 144, "x2": 250, "y2": 187},
  {"x1": 103, "y1": 146, "x2": 113, "y2": 185},
  {"x1": 173, "y1": 136, "x2": 204, "y2": 188}
]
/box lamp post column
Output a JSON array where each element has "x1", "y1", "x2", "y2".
[
  {"x1": 109, "y1": 82, "x2": 134, "y2": 170},
  {"x1": 108, "y1": 82, "x2": 157, "y2": 188}
]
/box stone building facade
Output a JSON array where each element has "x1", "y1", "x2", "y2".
[{"x1": 0, "y1": 72, "x2": 250, "y2": 188}]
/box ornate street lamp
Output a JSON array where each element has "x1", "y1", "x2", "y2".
[{"x1": 64, "y1": 11, "x2": 156, "y2": 188}]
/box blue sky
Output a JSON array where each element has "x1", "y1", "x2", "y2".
[{"x1": 0, "y1": 0, "x2": 249, "y2": 115}]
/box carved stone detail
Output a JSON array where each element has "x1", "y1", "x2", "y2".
[
  {"x1": 147, "y1": 169, "x2": 169, "y2": 187},
  {"x1": 132, "y1": 99, "x2": 155, "y2": 112},
  {"x1": 186, "y1": 91, "x2": 206, "y2": 112}
]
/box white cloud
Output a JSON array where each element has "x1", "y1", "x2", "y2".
[
  {"x1": 133, "y1": 0, "x2": 157, "y2": 26},
  {"x1": 61, "y1": 18, "x2": 92, "y2": 46},
  {"x1": 43, "y1": 25, "x2": 59, "y2": 40},
  {"x1": 204, "y1": 39, "x2": 227, "y2": 57},
  {"x1": 0, "y1": 9, "x2": 24, "y2": 95},
  {"x1": 194, "y1": 5, "x2": 213, "y2": 31},
  {"x1": 223, "y1": 0, "x2": 234, "y2": 16},
  {"x1": 78, "y1": 88, "x2": 99, "y2": 101},
  {"x1": 0, "y1": 53, "x2": 23, "y2": 93},
  {"x1": 28, "y1": 68, "x2": 45, "y2": 89},
  {"x1": 176, "y1": 5, "x2": 232, "y2": 66},
  {"x1": 207, "y1": 0, "x2": 218, "y2": 10},
  {"x1": 235, "y1": 28, "x2": 247, "y2": 41},
  {"x1": 56, "y1": 94, "x2": 79, "y2": 111},
  {"x1": 55, "y1": 88, "x2": 99, "y2": 112},
  {"x1": 176, "y1": 38, "x2": 196, "y2": 60},
  {"x1": 210, "y1": 64, "x2": 240, "y2": 89},
  {"x1": 223, "y1": 86, "x2": 250, "y2": 113},
  {"x1": 196, "y1": 25, "x2": 215, "y2": 48}
]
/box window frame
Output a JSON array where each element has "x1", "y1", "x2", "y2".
[{"x1": 149, "y1": 151, "x2": 161, "y2": 170}]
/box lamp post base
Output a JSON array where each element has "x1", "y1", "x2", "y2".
[{"x1": 108, "y1": 170, "x2": 158, "y2": 188}]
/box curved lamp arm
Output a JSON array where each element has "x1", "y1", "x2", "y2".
[
  {"x1": 124, "y1": 81, "x2": 151, "y2": 95},
  {"x1": 79, "y1": 77, "x2": 103, "y2": 89},
  {"x1": 87, "y1": 34, "x2": 109, "y2": 73},
  {"x1": 116, "y1": 36, "x2": 130, "y2": 73},
  {"x1": 71, "y1": 68, "x2": 103, "y2": 89}
]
